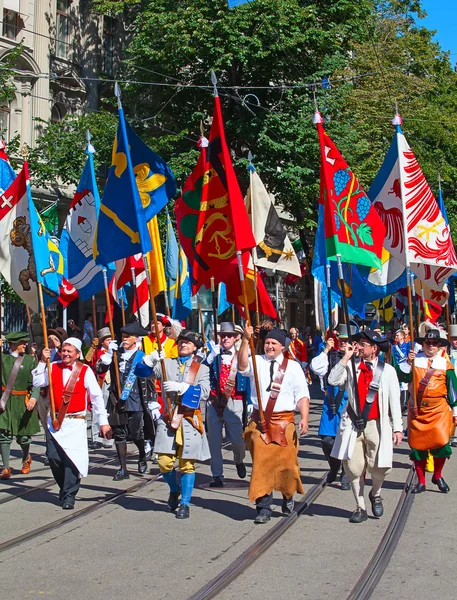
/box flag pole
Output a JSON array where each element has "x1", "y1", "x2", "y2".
[
  {"x1": 237, "y1": 250, "x2": 266, "y2": 433},
  {"x1": 164, "y1": 289, "x2": 171, "y2": 317},
  {"x1": 102, "y1": 269, "x2": 122, "y2": 395},
  {"x1": 210, "y1": 276, "x2": 218, "y2": 343},
  {"x1": 37, "y1": 283, "x2": 57, "y2": 428},
  {"x1": 445, "y1": 301, "x2": 451, "y2": 342},
  {"x1": 25, "y1": 304, "x2": 35, "y2": 345},
  {"x1": 131, "y1": 266, "x2": 142, "y2": 327},
  {"x1": 92, "y1": 295, "x2": 97, "y2": 331},
  {"x1": 336, "y1": 256, "x2": 364, "y2": 431},
  {"x1": 197, "y1": 293, "x2": 206, "y2": 344},
  {"x1": 120, "y1": 294, "x2": 126, "y2": 326},
  {"x1": 142, "y1": 254, "x2": 173, "y2": 418},
  {"x1": 325, "y1": 263, "x2": 333, "y2": 334}
]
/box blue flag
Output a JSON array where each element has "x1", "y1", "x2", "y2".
[
  {"x1": 437, "y1": 186, "x2": 449, "y2": 225},
  {"x1": 165, "y1": 210, "x2": 179, "y2": 306},
  {"x1": 94, "y1": 107, "x2": 153, "y2": 264},
  {"x1": 228, "y1": 0, "x2": 252, "y2": 6},
  {"x1": 172, "y1": 247, "x2": 192, "y2": 321},
  {"x1": 60, "y1": 149, "x2": 115, "y2": 300},
  {"x1": 125, "y1": 121, "x2": 177, "y2": 223},
  {"x1": 218, "y1": 282, "x2": 232, "y2": 316},
  {"x1": 0, "y1": 154, "x2": 15, "y2": 192}
]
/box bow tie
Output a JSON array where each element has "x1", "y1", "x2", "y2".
[
  {"x1": 221, "y1": 350, "x2": 232, "y2": 356},
  {"x1": 58, "y1": 362, "x2": 73, "y2": 371}
]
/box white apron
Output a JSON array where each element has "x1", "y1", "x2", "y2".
[{"x1": 48, "y1": 414, "x2": 89, "y2": 477}]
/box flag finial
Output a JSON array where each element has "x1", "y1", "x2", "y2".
[
  {"x1": 392, "y1": 101, "x2": 402, "y2": 126},
  {"x1": 211, "y1": 70, "x2": 218, "y2": 97},
  {"x1": 247, "y1": 150, "x2": 255, "y2": 172}
]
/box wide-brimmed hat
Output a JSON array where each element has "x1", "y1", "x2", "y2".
[
  {"x1": 4, "y1": 331, "x2": 29, "y2": 344},
  {"x1": 177, "y1": 329, "x2": 204, "y2": 349},
  {"x1": 121, "y1": 322, "x2": 149, "y2": 337},
  {"x1": 418, "y1": 328, "x2": 449, "y2": 346},
  {"x1": 97, "y1": 327, "x2": 112, "y2": 341},
  {"x1": 354, "y1": 330, "x2": 391, "y2": 353},
  {"x1": 48, "y1": 327, "x2": 68, "y2": 344},
  {"x1": 218, "y1": 322, "x2": 238, "y2": 335}
]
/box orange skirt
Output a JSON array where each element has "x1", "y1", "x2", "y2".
[{"x1": 408, "y1": 395, "x2": 453, "y2": 451}]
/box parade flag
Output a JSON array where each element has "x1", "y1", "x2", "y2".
[
  {"x1": 165, "y1": 209, "x2": 179, "y2": 306},
  {"x1": 133, "y1": 269, "x2": 149, "y2": 326},
  {"x1": 228, "y1": 0, "x2": 252, "y2": 7},
  {"x1": 175, "y1": 96, "x2": 255, "y2": 294},
  {"x1": 313, "y1": 277, "x2": 339, "y2": 332},
  {"x1": 94, "y1": 103, "x2": 152, "y2": 264},
  {"x1": 372, "y1": 296, "x2": 394, "y2": 323},
  {"x1": 246, "y1": 166, "x2": 301, "y2": 277},
  {"x1": 172, "y1": 246, "x2": 192, "y2": 321},
  {"x1": 60, "y1": 148, "x2": 115, "y2": 300},
  {"x1": 58, "y1": 277, "x2": 79, "y2": 307},
  {"x1": 369, "y1": 115, "x2": 457, "y2": 290},
  {"x1": 125, "y1": 120, "x2": 176, "y2": 222},
  {"x1": 146, "y1": 217, "x2": 166, "y2": 297},
  {"x1": 0, "y1": 140, "x2": 16, "y2": 193},
  {"x1": 315, "y1": 111, "x2": 385, "y2": 270},
  {"x1": 218, "y1": 282, "x2": 232, "y2": 316},
  {"x1": 0, "y1": 164, "x2": 62, "y2": 310}
]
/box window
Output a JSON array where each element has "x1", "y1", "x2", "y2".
[
  {"x1": 102, "y1": 16, "x2": 115, "y2": 75},
  {"x1": 55, "y1": 0, "x2": 71, "y2": 59},
  {"x1": 0, "y1": 107, "x2": 10, "y2": 142},
  {"x1": 2, "y1": 9, "x2": 21, "y2": 40}
]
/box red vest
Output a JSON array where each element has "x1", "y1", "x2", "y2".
[
  {"x1": 357, "y1": 361, "x2": 380, "y2": 420},
  {"x1": 52, "y1": 362, "x2": 89, "y2": 413}
]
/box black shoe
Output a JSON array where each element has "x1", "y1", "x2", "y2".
[
  {"x1": 369, "y1": 490, "x2": 384, "y2": 518},
  {"x1": 88, "y1": 441, "x2": 102, "y2": 450},
  {"x1": 209, "y1": 476, "x2": 224, "y2": 488},
  {"x1": 431, "y1": 476, "x2": 450, "y2": 493},
  {"x1": 167, "y1": 487, "x2": 181, "y2": 512},
  {"x1": 113, "y1": 469, "x2": 130, "y2": 481},
  {"x1": 62, "y1": 502, "x2": 74, "y2": 510},
  {"x1": 176, "y1": 503, "x2": 190, "y2": 519},
  {"x1": 254, "y1": 511, "x2": 271, "y2": 524},
  {"x1": 236, "y1": 462, "x2": 247, "y2": 479},
  {"x1": 326, "y1": 471, "x2": 338, "y2": 484},
  {"x1": 281, "y1": 496, "x2": 294, "y2": 515},
  {"x1": 412, "y1": 482, "x2": 426, "y2": 494},
  {"x1": 349, "y1": 508, "x2": 368, "y2": 523},
  {"x1": 138, "y1": 460, "x2": 147, "y2": 474}
]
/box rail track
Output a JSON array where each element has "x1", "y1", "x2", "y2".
[{"x1": 187, "y1": 467, "x2": 416, "y2": 600}]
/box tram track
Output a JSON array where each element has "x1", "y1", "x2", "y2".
[{"x1": 187, "y1": 466, "x2": 416, "y2": 600}]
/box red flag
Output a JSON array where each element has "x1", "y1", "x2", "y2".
[
  {"x1": 57, "y1": 277, "x2": 79, "y2": 307},
  {"x1": 175, "y1": 96, "x2": 255, "y2": 294}
]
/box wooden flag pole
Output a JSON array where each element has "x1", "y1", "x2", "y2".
[
  {"x1": 120, "y1": 294, "x2": 126, "y2": 326},
  {"x1": 142, "y1": 254, "x2": 173, "y2": 418},
  {"x1": 130, "y1": 267, "x2": 143, "y2": 327},
  {"x1": 25, "y1": 304, "x2": 35, "y2": 345},
  {"x1": 37, "y1": 283, "x2": 57, "y2": 427},
  {"x1": 406, "y1": 267, "x2": 418, "y2": 415},
  {"x1": 336, "y1": 256, "x2": 364, "y2": 431},
  {"x1": 102, "y1": 269, "x2": 122, "y2": 396},
  {"x1": 237, "y1": 251, "x2": 266, "y2": 433},
  {"x1": 231, "y1": 304, "x2": 236, "y2": 324},
  {"x1": 92, "y1": 295, "x2": 97, "y2": 331},
  {"x1": 253, "y1": 262, "x2": 262, "y2": 353},
  {"x1": 445, "y1": 301, "x2": 451, "y2": 342},
  {"x1": 164, "y1": 289, "x2": 171, "y2": 317},
  {"x1": 210, "y1": 277, "x2": 218, "y2": 343}
]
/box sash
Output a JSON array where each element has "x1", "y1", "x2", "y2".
[
  {"x1": 120, "y1": 350, "x2": 144, "y2": 401},
  {"x1": 53, "y1": 362, "x2": 84, "y2": 430},
  {"x1": 0, "y1": 355, "x2": 25, "y2": 414},
  {"x1": 170, "y1": 356, "x2": 201, "y2": 430},
  {"x1": 416, "y1": 366, "x2": 436, "y2": 412},
  {"x1": 347, "y1": 360, "x2": 385, "y2": 430},
  {"x1": 263, "y1": 356, "x2": 289, "y2": 429}
]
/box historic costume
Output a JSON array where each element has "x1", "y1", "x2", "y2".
[
  {"x1": 329, "y1": 330, "x2": 402, "y2": 523},
  {"x1": 449, "y1": 324, "x2": 457, "y2": 448},
  {"x1": 32, "y1": 337, "x2": 110, "y2": 509},
  {"x1": 97, "y1": 322, "x2": 157, "y2": 481},
  {"x1": 239, "y1": 328, "x2": 309, "y2": 524},
  {"x1": 0, "y1": 332, "x2": 40, "y2": 479},
  {"x1": 205, "y1": 322, "x2": 249, "y2": 487},
  {"x1": 310, "y1": 324, "x2": 354, "y2": 489},
  {"x1": 398, "y1": 328, "x2": 457, "y2": 493},
  {"x1": 153, "y1": 330, "x2": 210, "y2": 519}
]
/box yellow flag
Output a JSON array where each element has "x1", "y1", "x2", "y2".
[{"x1": 146, "y1": 217, "x2": 166, "y2": 297}]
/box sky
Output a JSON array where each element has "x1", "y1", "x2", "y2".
[{"x1": 418, "y1": 1, "x2": 457, "y2": 62}]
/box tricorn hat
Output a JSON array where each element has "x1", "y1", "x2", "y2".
[
  {"x1": 4, "y1": 331, "x2": 29, "y2": 344},
  {"x1": 177, "y1": 329, "x2": 204, "y2": 349},
  {"x1": 121, "y1": 322, "x2": 149, "y2": 337},
  {"x1": 97, "y1": 327, "x2": 112, "y2": 341}
]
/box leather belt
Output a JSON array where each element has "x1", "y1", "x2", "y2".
[{"x1": 66, "y1": 414, "x2": 87, "y2": 420}]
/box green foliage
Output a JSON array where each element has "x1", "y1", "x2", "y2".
[{"x1": 0, "y1": 44, "x2": 24, "y2": 106}]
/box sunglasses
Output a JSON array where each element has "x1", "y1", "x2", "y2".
[{"x1": 423, "y1": 340, "x2": 439, "y2": 346}]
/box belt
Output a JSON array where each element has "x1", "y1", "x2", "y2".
[
  {"x1": 1, "y1": 387, "x2": 27, "y2": 396},
  {"x1": 65, "y1": 414, "x2": 87, "y2": 421}
]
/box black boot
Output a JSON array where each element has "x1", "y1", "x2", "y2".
[{"x1": 115, "y1": 441, "x2": 129, "y2": 479}]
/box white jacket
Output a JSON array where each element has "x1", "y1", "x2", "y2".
[{"x1": 328, "y1": 358, "x2": 402, "y2": 467}]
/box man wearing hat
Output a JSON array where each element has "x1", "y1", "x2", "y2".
[
  {"x1": 238, "y1": 326, "x2": 310, "y2": 524},
  {"x1": 400, "y1": 328, "x2": 457, "y2": 493},
  {"x1": 153, "y1": 329, "x2": 210, "y2": 519},
  {"x1": 392, "y1": 328, "x2": 414, "y2": 416},
  {"x1": 329, "y1": 330, "x2": 403, "y2": 523},
  {"x1": 33, "y1": 338, "x2": 111, "y2": 508},
  {"x1": 205, "y1": 322, "x2": 249, "y2": 487},
  {"x1": 85, "y1": 327, "x2": 114, "y2": 449},
  {"x1": 47, "y1": 327, "x2": 68, "y2": 362},
  {"x1": 0, "y1": 332, "x2": 40, "y2": 479},
  {"x1": 310, "y1": 324, "x2": 358, "y2": 489},
  {"x1": 143, "y1": 314, "x2": 178, "y2": 359},
  {"x1": 97, "y1": 322, "x2": 162, "y2": 481}
]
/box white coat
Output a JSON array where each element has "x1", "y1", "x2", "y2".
[{"x1": 328, "y1": 359, "x2": 402, "y2": 468}]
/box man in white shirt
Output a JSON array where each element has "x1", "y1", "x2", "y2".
[
  {"x1": 238, "y1": 326, "x2": 309, "y2": 524},
  {"x1": 33, "y1": 338, "x2": 111, "y2": 509}
]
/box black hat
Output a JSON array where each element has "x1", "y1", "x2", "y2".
[
  {"x1": 218, "y1": 322, "x2": 238, "y2": 335},
  {"x1": 4, "y1": 331, "x2": 29, "y2": 344},
  {"x1": 264, "y1": 328, "x2": 287, "y2": 346},
  {"x1": 48, "y1": 327, "x2": 68, "y2": 344},
  {"x1": 417, "y1": 328, "x2": 449, "y2": 347},
  {"x1": 154, "y1": 313, "x2": 171, "y2": 326},
  {"x1": 121, "y1": 322, "x2": 149, "y2": 337},
  {"x1": 177, "y1": 329, "x2": 204, "y2": 349},
  {"x1": 354, "y1": 330, "x2": 389, "y2": 351}
]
